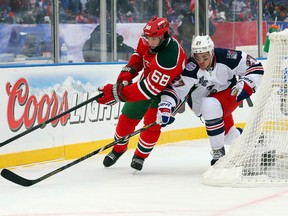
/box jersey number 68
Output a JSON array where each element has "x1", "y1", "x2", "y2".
[{"x1": 151, "y1": 70, "x2": 170, "y2": 86}]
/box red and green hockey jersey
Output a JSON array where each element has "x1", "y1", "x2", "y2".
[{"x1": 121, "y1": 36, "x2": 187, "y2": 102}]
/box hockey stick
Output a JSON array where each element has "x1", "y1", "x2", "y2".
[
  {"x1": 0, "y1": 93, "x2": 103, "y2": 148},
  {"x1": 1, "y1": 122, "x2": 157, "y2": 187}
]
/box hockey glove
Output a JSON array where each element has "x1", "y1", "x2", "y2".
[
  {"x1": 96, "y1": 83, "x2": 125, "y2": 106},
  {"x1": 157, "y1": 101, "x2": 175, "y2": 127},
  {"x1": 231, "y1": 76, "x2": 255, "y2": 102},
  {"x1": 116, "y1": 65, "x2": 136, "y2": 85}
]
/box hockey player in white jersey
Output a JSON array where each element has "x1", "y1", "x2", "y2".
[{"x1": 157, "y1": 35, "x2": 264, "y2": 165}]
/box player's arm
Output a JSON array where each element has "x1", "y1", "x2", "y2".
[
  {"x1": 96, "y1": 56, "x2": 186, "y2": 105},
  {"x1": 157, "y1": 54, "x2": 205, "y2": 127},
  {"x1": 157, "y1": 68, "x2": 198, "y2": 127},
  {"x1": 116, "y1": 38, "x2": 147, "y2": 85},
  {"x1": 231, "y1": 52, "x2": 264, "y2": 102},
  {"x1": 96, "y1": 67, "x2": 174, "y2": 105},
  {"x1": 118, "y1": 44, "x2": 187, "y2": 102},
  {"x1": 121, "y1": 63, "x2": 182, "y2": 101},
  {"x1": 161, "y1": 60, "x2": 198, "y2": 106},
  {"x1": 96, "y1": 39, "x2": 187, "y2": 105}
]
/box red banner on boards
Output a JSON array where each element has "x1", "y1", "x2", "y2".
[{"x1": 211, "y1": 21, "x2": 267, "y2": 49}]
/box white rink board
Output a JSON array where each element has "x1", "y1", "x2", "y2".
[{"x1": 0, "y1": 60, "x2": 266, "y2": 155}]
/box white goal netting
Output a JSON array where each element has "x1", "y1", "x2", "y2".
[{"x1": 202, "y1": 29, "x2": 288, "y2": 187}]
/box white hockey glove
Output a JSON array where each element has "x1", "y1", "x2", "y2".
[
  {"x1": 231, "y1": 76, "x2": 255, "y2": 102},
  {"x1": 157, "y1": 101, "x2": 175, "y2": 127}
]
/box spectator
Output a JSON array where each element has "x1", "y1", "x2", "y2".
[
  {"x1": 6, "y1": 28, "x2": 23, "y2": 54},
  {"x1": 215, "y1": 0, "x2": 229, "y2": 21},
  {"x1": 278, "y1": 6, "x2": 288, "y2": 21},
  {"x1": 82, "y1": 23, "x2": 134, "y2": 62},
  {"x1": 21, "y1": 33, "x2": 44, "y2": 57},
  {"x1": 6, "y1": 11, "x2": 15, "y2": 23},
  {"x1": 43, "y1": 15, "x2": 50, "y2": 24}
]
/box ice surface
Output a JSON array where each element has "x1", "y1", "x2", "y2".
[{"x1": 1, "y1": 139, "x2": 288, "y2": 216}]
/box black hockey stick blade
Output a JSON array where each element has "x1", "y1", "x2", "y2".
[
  {"x1": 0, "y1": 93, "x2": 103, "y2": 148},
  {"x1": 1, "y1": 169, "x2": 36, "y2": 187},
  {"x1": 1, "y1": 143, "x2": 112, "y2": 187},
  {"x1": 1, "y1": 122, "x2": 157, "y2": 187}
]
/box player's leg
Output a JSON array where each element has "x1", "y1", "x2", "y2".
[
  {"x1": 201, "y1": 96, "x2": 225, "y2": 165},
  {"x1": 224, "y1": 114, "x2": 243, "y2": 145},
  {"x1": 103, "y1": 100, "x2": 151, "y2": 167},
  {"x1": 131, "y1": 97, "x2": 161, "y2": 171},
  {"x1": 202, "y1": 89, "x2": 241, "y2": 165},
  {"x1": 213, "y1": 89, "x2": 242, "y2": 146}
]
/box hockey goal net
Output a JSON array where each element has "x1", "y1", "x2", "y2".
[{"x1": 202, "y1": 29, "x2": 288, "y2": 187}]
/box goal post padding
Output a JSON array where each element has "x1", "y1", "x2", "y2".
[{"x1": 202, "y1": 29, "x2": 288, "y2": 187}]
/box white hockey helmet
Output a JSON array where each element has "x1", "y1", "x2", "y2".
[{"x1": 191, "y1": 35, "x2": 214, "y2": 57}]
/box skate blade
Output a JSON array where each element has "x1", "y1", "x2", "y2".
[{"x1": 132, "y1": 169, "x2": 140, "y2": 174}]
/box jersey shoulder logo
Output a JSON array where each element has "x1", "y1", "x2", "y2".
[
  {"x1": 226, "y1": 50, "x2": 238, "y2": 60},
  {"x1": 143, "y1": 59, "x2": 151, "y2": 69},
  {"x1": 186, "y1": 62, "x2": 197, "y2": 71}
]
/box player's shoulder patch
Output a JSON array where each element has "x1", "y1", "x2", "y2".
[
  {"x1": 186, "y1": 61, "x2": 197, "y2": 71},
  {"x1": 215, "y1": 48, "x2": 239, "y2": 60},
  {"x1": 214, "y1": 48, "x2": 242, "y2": 69},
  {"x1": 226, "y1": 50, "x2": 238, "y2": 60},
  {"x1": 182, "y1": 59, "x2": 198, "y2": 79}
]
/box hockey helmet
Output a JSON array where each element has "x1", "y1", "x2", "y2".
[
  {"x1": 191, "y1": 35, "x2": 214, "y2": 56},
  {"x1": 143, "y1": 16, "x2": 169, "y2": 38}
]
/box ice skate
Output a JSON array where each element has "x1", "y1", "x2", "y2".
[
  {"x1": 103, "y1": 149, "x2": 126, "y2": 167},
  {"x1": 210, "y1": 147, "x2": 225, "y2": 166},
  {"x1": 131, "y1": 154, "x2": 145, "y2": 171}
]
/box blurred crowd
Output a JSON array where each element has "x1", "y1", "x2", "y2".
[
  {"x1": 206, "y1": 0, "x2": 287, "y2": 22},
  {"x1": 0, "y1": 0, "x2": 287, "y2": 24},
  {"x1": 263, "y1": 0, "x2": 288, "y2": 22}
]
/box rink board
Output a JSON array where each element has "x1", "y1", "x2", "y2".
[{"x1": 0, "y1": 62, "x2": 263, "y2": 168}]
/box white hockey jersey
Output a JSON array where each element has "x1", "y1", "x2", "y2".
[{"x1": 161, "y1": 48, "x2": 264, "y2": 116}]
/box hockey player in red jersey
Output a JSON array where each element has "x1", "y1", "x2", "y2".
[
  {"x1": 96, "y1": 16, "x2": 187, "y2": 171},
  {"x1": 157, "y1": 35, "x2": 264, "y2": 165}
]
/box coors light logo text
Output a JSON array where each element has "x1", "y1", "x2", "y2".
[{"x1": 6, "y1": 78, "x2": 69, "y2": 132}]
